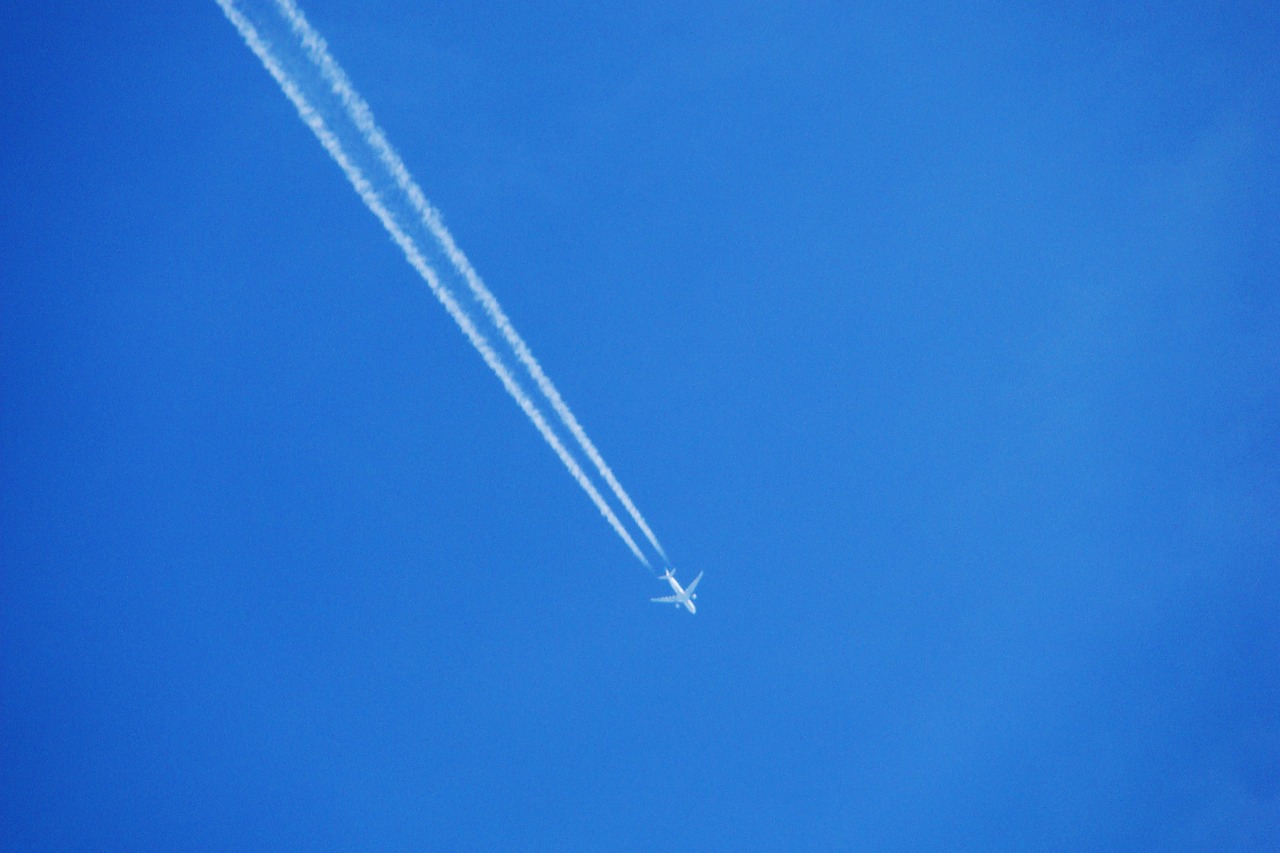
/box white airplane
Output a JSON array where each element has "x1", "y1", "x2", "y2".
[{"x1": 651, "y1": 568, "x2": 702, "y2": 614}]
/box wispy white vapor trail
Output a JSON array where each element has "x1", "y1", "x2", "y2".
[
  {"x1": 214, "y1": 0, "x2": 650, "y2": 566},
  {"x1": 272, "y1": 0, "x2": 670, "y2": 564}
]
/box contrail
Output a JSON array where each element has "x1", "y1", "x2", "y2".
[
  {"x1": 271, "y1": 0, "x2": 670, "y2": 564},
  {"x1": 214, "y1": 0, "x2": 650, "y2": 566}
]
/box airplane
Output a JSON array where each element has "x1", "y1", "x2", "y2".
[{"x1": 651, "y1": 568, "x2": 702, "y2": 614}]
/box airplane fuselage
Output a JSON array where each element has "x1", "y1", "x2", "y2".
[{"x1": 663, "y1": 573, "x2": 697, "y2": 613}]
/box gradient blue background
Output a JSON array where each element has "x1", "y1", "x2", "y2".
[{"x1": 3, "y1": 2, "x2": 1277, "y2": 849}]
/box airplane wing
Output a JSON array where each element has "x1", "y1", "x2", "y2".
[
  {"x1": 651, "y1": 595, "x2": 681, "y2": 603},
  {"x1": 683, "y1": 572, "x2": 704, "y2": 596}
]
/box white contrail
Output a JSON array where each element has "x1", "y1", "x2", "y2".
[
  {"x1": 214, "y1": 0, "x2": 650, "y2": 566},
  {"x1": 272, "y1": 0, "x2": 670, "y2": 564}
]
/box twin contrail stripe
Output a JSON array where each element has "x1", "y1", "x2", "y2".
[
  {"x1": 215, "y1": 0, "x2": 650, "y2": 566},
  {"x1": 271, "y1": 0, "x2": 669, "y2": 565}
]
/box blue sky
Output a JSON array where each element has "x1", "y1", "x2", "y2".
[{"x1": 3, "y1": 1, "x2": 1277, "y2": 849}]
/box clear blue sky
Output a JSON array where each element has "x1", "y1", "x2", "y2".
[{"x1": 3, "y1": 2, "x2": 1277, "y2": 849}]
